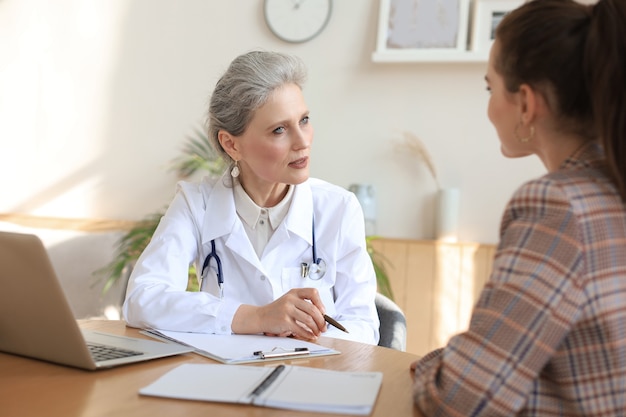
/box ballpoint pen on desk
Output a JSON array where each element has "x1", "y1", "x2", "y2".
[{"x1": 323, "y1": 314, "x2": 349, "y2": 333}]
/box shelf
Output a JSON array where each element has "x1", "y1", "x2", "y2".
[{"x1": 372, "y1": 50, "x2": 488, "y2": 63}]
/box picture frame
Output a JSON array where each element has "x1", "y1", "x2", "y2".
[
  {"x1": 374, "y1": 0, "x2": 471, "y2": 59},
  {"x1": 470, "y1": 0, "x2": 524, "y2": 53}
]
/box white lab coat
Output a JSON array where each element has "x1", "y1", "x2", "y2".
[{"x1": 123, "y1": 174, "x2": 380, "y2": 345}]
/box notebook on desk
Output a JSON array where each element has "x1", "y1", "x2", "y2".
[
  {"x1": 0, "y1": 231, "x2": 193, "y2": 370},
  {"x1": 140, "y1": 363, "x2": 383, "y2": 415}
]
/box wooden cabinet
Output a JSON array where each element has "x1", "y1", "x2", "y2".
[{"x1": 370, "y1": 238, "x2": 496, "y2": 356}]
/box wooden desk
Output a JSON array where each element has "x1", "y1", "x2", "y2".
[{"x1": 1, "y1": 320, "x2": 423, "y2": 417}]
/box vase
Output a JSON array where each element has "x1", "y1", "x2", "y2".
[
  {"x1": 435, "y1": 188, "x2": 460, "y2": 242},
  {"x1": 348, "y1": 184, "x2": 377, "y2": 236}
]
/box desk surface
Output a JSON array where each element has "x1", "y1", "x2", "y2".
[{"x1": 1, "y1": 320, "x2": 423, "y2": 417}]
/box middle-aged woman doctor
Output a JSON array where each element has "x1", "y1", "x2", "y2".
[{"x1": 123, "y1": 51, "x2": 380, "y2": 345}]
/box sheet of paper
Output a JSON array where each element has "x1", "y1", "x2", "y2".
[{"x1": 143, "y1": 329, "x2": 340, "y2": 364}]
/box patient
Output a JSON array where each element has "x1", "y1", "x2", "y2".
[{"x1": 411, "y1": 0, "x2": 626, "y2": 415}]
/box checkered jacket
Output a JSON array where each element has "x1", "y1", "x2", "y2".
[{"x1": 413, "y1": 142, "x2": 626, "y2": 416}]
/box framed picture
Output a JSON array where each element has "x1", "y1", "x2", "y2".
[
  {"x1": 375, "y1": 0, "x2": 471, "y2": 57},
  {"x1": 470, "y1": 0, "x2": 524, "y2": 53}
]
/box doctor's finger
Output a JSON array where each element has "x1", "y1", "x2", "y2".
[
  {"x1": 293, "y1": 301, "x2": 326, "y2": 335},
  {"x1": 290, "y1": 319, "x2": 319, "y2": 341},
  {"x1": 293, "y1": 287, "x2": 326, "y2": 313},
  {"x1": 293, "y1": 287, "x2": 325, "y2": 313}
]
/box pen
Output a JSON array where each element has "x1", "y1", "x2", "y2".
[
  {"x1": 324, "y1": 314, "x2": 349, "y2": 333},
  {"x1": 253, "y1": 347, "x2": 309, "y2": 359}
]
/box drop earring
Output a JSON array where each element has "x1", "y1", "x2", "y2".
[{"x1": 231, "y1": 161, "x2": 240, "y2": 178}]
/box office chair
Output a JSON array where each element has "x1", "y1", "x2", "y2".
[{"x1": 375, "y1": 292, "x2": 407, "y2": 351}]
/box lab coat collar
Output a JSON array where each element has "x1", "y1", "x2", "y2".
[
  {"x1": 200, "y1": 174, "x2": 239, "y2": 244},
  {"x1": 283, "y1": 180, "x2": 314, "y2": 246},
  {"x1": 200, "y1": 174, "x2": 263, "y2": 271},
  {"x1": 199, "y1": 175, "x2": 314, "y2": 248}
]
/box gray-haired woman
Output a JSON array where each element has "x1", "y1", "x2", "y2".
[{"x1": 123, "y1": 51, "x2": 380, "y2": 345}]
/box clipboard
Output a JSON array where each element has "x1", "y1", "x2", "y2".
[{"x1": 141, "y1": 329, "x2": 340, "y2": 364}]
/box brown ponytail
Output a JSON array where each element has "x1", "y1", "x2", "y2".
[{"x1": 585, "y1": 0, "x2": 626, "y2": 200}]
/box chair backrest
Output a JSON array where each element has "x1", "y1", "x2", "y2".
[{"x1": 375, "y1": 292, "x2": 407, "y2": 351}]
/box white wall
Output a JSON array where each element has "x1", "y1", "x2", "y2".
[{"x1": 0, "y1": 0, "x2": 546, "y2": 246}]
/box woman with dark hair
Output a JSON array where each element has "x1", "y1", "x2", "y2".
[{"x1": 411, "y1": 0, "x2": 626, "y2": 414}]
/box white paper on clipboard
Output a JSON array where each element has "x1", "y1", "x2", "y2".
[{"x1": 141, "y1": 329, "x2": 340, "y2": 364}]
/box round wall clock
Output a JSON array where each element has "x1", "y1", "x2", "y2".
[{"x1": 264, "y1": 0, "x2": 333, "y2": 43}]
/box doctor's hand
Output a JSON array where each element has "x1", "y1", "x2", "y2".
[{"x1": 232, "y1": 288, "x2": 328, "y2": 341}]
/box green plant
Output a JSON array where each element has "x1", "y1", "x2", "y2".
[
  {"x1": 366, "y1": 236, "x2": 394, "y2": 300},
  {"x1": 97, "y1": 127, "x2": 224, "y2": 293},
  {"x1": 169, "y1": 126, "x2": 225, "y2": 178},
  {"x1": 99, "y1": 211, "x2": 162, "y2": 294},
  {"x1": 97, "y1": 127, "x2": 394, "y2": 300}
]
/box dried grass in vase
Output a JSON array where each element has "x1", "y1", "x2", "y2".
[{"x1": 393, "y1": 131, "x2": 440, "y2": 190}]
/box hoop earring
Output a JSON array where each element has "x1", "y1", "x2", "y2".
[
  {"x1": 514, "y1": 123, "x2": 535, "y2": 143},
  {"x1": 230, "y1": 161, "x2": 240, "y2": 178}
]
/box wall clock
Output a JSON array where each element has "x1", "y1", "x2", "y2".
[{"x1": 264, "y1": 0, "x2": 333, "y2": 43}]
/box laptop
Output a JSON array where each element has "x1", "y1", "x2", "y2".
[{"x1": 0, "y1": 231, "x2": 193, "y2": 370}]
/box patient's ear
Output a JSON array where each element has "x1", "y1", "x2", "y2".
[{"x1": 518, "y1": 83, "x2": 545, "y2": 125}]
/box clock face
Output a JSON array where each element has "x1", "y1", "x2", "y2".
[{"x1": 264, "y1": 0, "x2": 332, "y2": 43}]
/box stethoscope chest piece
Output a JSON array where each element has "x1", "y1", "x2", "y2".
[{"x1": 301, "y1": 258, "x2": 326, "y2": 280}]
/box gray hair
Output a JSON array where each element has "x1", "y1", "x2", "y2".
[{"x1": 206, "y1": 51, "x2": 308, "y2": 164}]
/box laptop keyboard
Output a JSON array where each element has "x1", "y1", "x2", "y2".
[{"x1": 87, "y1": 342, "x2": 143, "y2": 362}]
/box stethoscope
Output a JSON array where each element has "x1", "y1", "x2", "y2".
[{"x1": 201, "y1": 218, "x2": 326, "y2": 298}]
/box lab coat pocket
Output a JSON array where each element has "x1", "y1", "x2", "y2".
[{"x1": 281, "y1": 267, "x2": 336, "y2": 316}]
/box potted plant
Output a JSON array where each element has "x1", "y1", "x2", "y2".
[{"x1": 97, "y1": 127, "x2": 394, "y2": 300}]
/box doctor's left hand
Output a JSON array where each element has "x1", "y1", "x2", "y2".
[{"x1": 231, "y1": 288, "x2": 328, "y2": 341}]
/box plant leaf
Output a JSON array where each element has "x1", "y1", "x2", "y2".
[
  {"x1": 366, "y1": 236, "x2": 394, "y2": 301},
  {"x1": 169, "y1": 126, "x2": 226, "y2": 178}
]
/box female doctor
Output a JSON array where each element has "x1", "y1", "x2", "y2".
[{"x1": 122, "y1": 51, "x2": 380, "y2": 345}]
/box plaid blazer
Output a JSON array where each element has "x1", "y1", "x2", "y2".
[{"x1": 413, "y1": 142, "x2": 626, "y2": 416}]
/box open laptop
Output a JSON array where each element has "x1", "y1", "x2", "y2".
[{"x1": 0, "y1": 231, "x2": 193, "y2": 370}]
